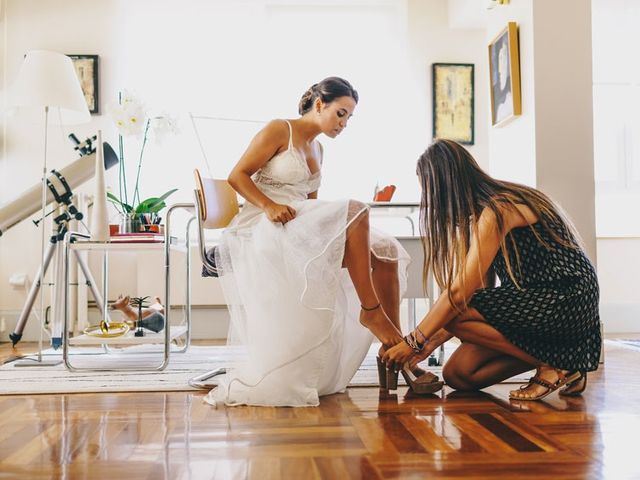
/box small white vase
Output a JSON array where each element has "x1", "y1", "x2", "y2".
[{"x1": 90, "y1": 130, "x2": 110, "y2": 241}]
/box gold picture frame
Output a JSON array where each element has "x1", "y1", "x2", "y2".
[
  {"x1": 432, "y1": 63, "x2": 474, "y2": 144},
  {"x1": 67, "y1": 54, "x2": 99, "y2": 114},
  {"x1": 488, "y1": 22, "x2": 521, "y2": 126}
]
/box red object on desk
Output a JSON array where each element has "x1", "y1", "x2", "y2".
[{"x1": 373, "y1": 185, "x2": 396, "y2": 202}]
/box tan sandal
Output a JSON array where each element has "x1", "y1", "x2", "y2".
[
  {"x1": 559, "y1": 371, "x2": 587, "y2": 397},
  {"x1": 509, "y1": 370, "x2": 582, "y2": 401}
]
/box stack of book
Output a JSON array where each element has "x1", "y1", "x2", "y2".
[{"x1": 110, "y1": 232, "x2": 165, "y2": 243}]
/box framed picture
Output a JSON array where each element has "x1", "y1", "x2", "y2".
[
  {"x1": 432, "y1": 63, "x2": 474, "y2": 145},
  {"x1": 488, "y1": 22, "x2": 521, "y2": 126},
  {"x1": 67, "y1": 54, "x2": 99, "y2": 114}
]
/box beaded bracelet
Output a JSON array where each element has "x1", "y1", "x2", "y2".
[{"x1": 403, "y1": 331, "x2": 424, "y2": 354}]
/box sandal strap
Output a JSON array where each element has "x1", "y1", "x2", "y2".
[{"x1": 528, "y1": 376, "x2": 555, "y2": 390}]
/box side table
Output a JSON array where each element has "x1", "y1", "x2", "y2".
[{"x1": 62, "y1": 207, "x2": 195, "y2": 371}]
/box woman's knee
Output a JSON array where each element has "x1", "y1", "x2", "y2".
[
  {"x1": 442, "y1": 361, "x2": 476, "y2": 391},
  {"x1": 371, "y1": 254, "x2": 398, "y2": 272},
  {"x1": 348, "y1": 201, "x2": 369, "y2": 225}
]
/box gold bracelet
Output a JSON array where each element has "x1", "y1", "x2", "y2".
[{"x1": 83, "y1": 321, "x2": 130, "y2": 338}]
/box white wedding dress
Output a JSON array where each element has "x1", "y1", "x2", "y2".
[{"x1": 205, "y1": 120, "x2": 409, "y2": 407}]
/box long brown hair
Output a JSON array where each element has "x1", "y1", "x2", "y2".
[{"x1": 417, "y1": 139, "x2": 581, "y2": 308}]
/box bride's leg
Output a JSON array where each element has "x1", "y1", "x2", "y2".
[
  {"x1": 371, "y1": 255, "x2": 400, "y2": 331},
  {"x1": 343, "y1": 205, "x2": 402, "y2": 346},
  {"x1": 371, "y1": 255, "x2": 402, "y2": 355}
]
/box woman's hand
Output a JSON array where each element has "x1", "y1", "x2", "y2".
[
  {"x1": 381, "y1": 341, "x2": 414, "y2": 371},
  {"x1": 264, "y1": 202, "x2": 297, "y2": 225},
  {"x1": 406, "y1": 343, "x2": 437, "y2": 370}
]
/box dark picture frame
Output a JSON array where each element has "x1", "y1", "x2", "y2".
[
  {"x1": 488, "y1": 22, "x2": 521, "y2": 126},
  {"x1": 67, "y1": 54, "x2": 99, "y2": 114},
  {"x1": 432, "y1": 63, "x2": 474, "y2": 145}
]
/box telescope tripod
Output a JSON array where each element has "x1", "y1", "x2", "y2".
[{"x1": 9, "y1": 207, "x2": 107, "y2": 350}]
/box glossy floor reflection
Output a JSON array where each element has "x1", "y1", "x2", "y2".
[{"x1": 0, "y1": 340, "x2": 638, "y2": 479}]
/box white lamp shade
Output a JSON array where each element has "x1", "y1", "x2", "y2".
[{"x1": 10, "y1": 50, "x2": 90, "y2": 125}]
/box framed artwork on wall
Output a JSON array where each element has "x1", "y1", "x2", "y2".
[
  {"x1": 488, "y1": 22, "x2": 521, "y2": 126},
  {"x1": 67, "y1": 54, "x2": 99, "y2": 114},
  {"x1": 432, "y1": 63, "x2": 474, "y2": 145}
]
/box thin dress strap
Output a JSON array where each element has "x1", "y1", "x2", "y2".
[{"x1": 284, "y1": 120, "x2": 294, "y2": 151}]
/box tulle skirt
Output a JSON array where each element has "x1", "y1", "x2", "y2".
[{"x1": 204, "y1": 199, "x2": 409, "y2": 407}]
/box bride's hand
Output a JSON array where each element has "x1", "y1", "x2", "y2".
[{"x1": 264, "y1": 202, "x2": 296, "y2": 225}]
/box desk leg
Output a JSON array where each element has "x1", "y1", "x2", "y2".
[{"x1": 408, "y1": 298, "x2": 417, "y2": 330}]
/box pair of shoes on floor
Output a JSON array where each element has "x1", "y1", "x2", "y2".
[
  {"x1": 376, "y1": 356, "x2": 444, "y2": 394},
  {"x1": 509, "y1": 370, "x2": 585, "y2": 401}
]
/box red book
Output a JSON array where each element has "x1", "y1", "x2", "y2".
[{"x1": 109, "y1": 232, "x2": 165, "y2": 243}]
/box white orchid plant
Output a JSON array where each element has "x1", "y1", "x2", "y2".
[{"x1": 106, "y1": 91, "x2": 179, "y2": 222}]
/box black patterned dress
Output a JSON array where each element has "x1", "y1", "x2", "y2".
[{"x1": 469, "y1": 219, "x2": 601, "y2": 372}]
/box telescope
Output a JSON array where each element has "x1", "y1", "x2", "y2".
[
  {"x1": 0, "y1": 134, "x2": 118, "y2": 237},
  {"x1": 1, "y1": 134, "x2": 118, "y2": 348}
]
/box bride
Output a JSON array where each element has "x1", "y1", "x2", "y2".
[{"x1": 206, "y1": 77, "x2": 410, "y2": 407}]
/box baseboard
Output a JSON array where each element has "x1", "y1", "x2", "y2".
[{"x1": 0, "y1": 307, "x2": 230, "y2": 343}]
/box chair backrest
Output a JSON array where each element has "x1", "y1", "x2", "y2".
[
  {"x1": 194, "y1": 169, "x2": 239, "y2": 229},
  {"x1": 193, "y1": 169, "x2": 240, "y2": 274}
]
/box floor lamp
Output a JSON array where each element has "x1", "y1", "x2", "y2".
[{"x1": 9, "y1": 50, "x2": 90, "y2": 365}]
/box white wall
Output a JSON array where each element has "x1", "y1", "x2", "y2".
[
  {"x1": 484, "y1": 1, "x2": 537, "y2": 187},
  {"x1": 408, "y1": 0, "x2": 488, "y2": 168},
  {"x1": 0, "y1": 0, "x2": 490, "y2": 339},
  {"x1": 2, "y1": 0, "x2": 636, "y2": 336}
]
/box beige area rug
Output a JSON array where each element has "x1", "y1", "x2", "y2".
[{"x1": 0, "y1": 343, "x2": 530, "y2": 396}]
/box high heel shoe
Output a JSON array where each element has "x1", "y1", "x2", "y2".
[
  {"x1": 376, "y1": 356, "x2": 399, "y2": 390},
  {"x1": 400, "y1": 367, "x2": 444, "y2": 394}
]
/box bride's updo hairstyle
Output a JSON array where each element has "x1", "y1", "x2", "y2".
[{"x1": 298, "y1": 77, "x2": 359, "y2": 115}]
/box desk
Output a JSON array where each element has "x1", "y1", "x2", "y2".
[
  {"x1": 61, "y1": 212, "x2": 194, "y2": 371},
  {"x1": 368, "y1": 202, "x2": 419, "y2": 235}
]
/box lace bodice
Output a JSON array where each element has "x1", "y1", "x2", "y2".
[{"x1": 252, "y1": 120, "x2": 321, "y2": 200}]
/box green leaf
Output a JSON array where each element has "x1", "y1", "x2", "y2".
[
  {"x1": 106, "y1": 192, "x2": 133, "y2": 213},
  {"x1": 133, "y1": 189, "x2": 178, "y2": 214}
]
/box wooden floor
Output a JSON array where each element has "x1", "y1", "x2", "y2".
[{"x1": 0, "y1": 340, "x2": 638, "y2": 479}]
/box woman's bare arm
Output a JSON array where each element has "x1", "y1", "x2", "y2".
[
  {"x1": 228, "y1": 120, "x2": 297, "y2": 224},
  {"x1": 382, "y1": 204, "x2": 537, "y2": 365}
]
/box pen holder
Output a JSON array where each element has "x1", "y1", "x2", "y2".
[
  {"x1": 139, "y1": 224, "x2": 165, "y2": 234},
  {"x1": 119, "y1": 216, "x2": 141, "y2": 234}
]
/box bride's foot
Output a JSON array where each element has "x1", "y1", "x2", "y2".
[
  {"x1": 360, "y1": 304, "x2": 402, "y2": 347},
  {"x1": 509, "y1": 366, "x2": 582, "y2": 401}
]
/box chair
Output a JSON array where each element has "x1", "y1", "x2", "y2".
[{"x1": 188, "y1": 168, "x2": 239, "y2": 389}]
